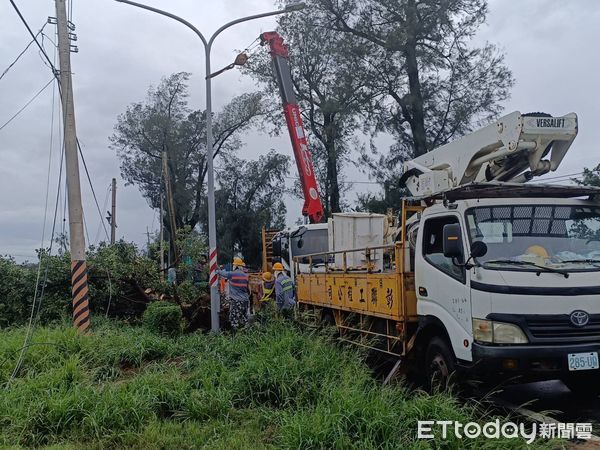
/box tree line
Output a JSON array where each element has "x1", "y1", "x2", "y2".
[{"x1": 110, "y1": 0, "x2": 513, "y2": 266}]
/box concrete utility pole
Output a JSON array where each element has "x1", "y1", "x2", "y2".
[
  {"x1": 116, "y1": 0, "x2": 305, "y2": 332},
  {"x1": 110, "y1": 177, "x2": 117, "y2": 244},
  {"x1": 55, "y1": 0, "x2": 90, "y2": 333},
  {"x1": 159, "y1": 194, "x2": 165, "y2": 280}
]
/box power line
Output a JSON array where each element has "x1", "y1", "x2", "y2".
[
  {"x1": 8, "y1": 131, "x2": 65, "y2": 384},
  {"x1": 0, "y1": 23, "x2": 47, "y2": 81},
  {"x1": 8, "y1": 0, "x2": 59, "y2": 81},
  {"x1": 77, "y1": 139, "x2": 111, "y2": 242},
  {"x1": 212, "y1": 165, "x2": 380, "y2": 185},
  {"x1": 0, "y1": 78, "x2": 54, "y2": 132},
  {"x1": 6, "y1": 21, "x2": 64, "y2": 383},
  {"x1": 540, "y1": 171, "x2": 585, "y2": 182},
  {"x1": 94, "y1": 183, "x2": 111, "y2": 244},
  {"x1": 12, "y1": 1, "x2": 112, "y2": 247}
]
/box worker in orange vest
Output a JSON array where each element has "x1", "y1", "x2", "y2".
[{"x1": 216, "y1": 257, "x2": 249, "y2": 330}]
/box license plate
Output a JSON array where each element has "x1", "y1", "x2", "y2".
[{"x1": 568, "y1": 352, "x2": 599, "y2": 371}]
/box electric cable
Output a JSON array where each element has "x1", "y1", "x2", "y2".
[
  {"x1": 540, "y1": 171, "x2": 585, "y2": 182},
  {"x1": 6, "y1": 36, "x2": 63, "y2": 385},
  {"x1": 0, "y1": 23, "x2": 47, "y2": 81},
  {"x1": 94, "y1": 184, "x2": 111, "y2": 245},
  {"x1": 8, "y1": 134, "x2": 65, "y2": 385},
  {"x1": 82, "y1": 209, "x2": 91, "y2": 250},
  {"x1": 0, "y1": 78, "x2": 55, "y2": 132},
  {"x1": 8, "y1": 0, "x2": 60, "y2": 81},
  {"x1": 77, "y1": 139, "x2": 111, "y2": 241}
]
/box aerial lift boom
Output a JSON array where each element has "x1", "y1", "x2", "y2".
[
  {"x1": 399, "y1": 111, "x2": 579, "y2": 198},
  {"x1": 260, "y1": 31, "x2": 324, "y2": 224}
]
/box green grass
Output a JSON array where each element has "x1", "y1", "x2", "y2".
[{"x1": 0, "y1": 318, "x2": 559, "y2": 449}]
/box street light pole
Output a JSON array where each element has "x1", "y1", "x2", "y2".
[{"x1": 115, "y1": 0, "x2": 304, "y2": 332}]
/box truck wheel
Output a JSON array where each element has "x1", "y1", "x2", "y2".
[
  {"x1": 563, "y1": 374, "x2": 600, "y2": 397},
  {"x1": 320, "y1": 309, "x2": 335, "y2": 326},
  {"x1": 425, "y1": 336, "x2": 457, "y2": 392}
]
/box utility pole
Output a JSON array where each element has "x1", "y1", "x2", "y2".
[
  {"x1": 55, "y1": 0, "x2": 90, "y2": 333},
  {"x1": 159, "y1": 194, "x2": 165, "y2": 280},
  {"x1": 110, "y1": 178, "x2": 117, "y2": 244}
]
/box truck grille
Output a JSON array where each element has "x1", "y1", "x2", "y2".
[{"x1": 525, "y1": 315, "x2": 600, "y2": 341}]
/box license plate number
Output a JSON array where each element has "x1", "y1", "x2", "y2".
[{"x1": 568, "y1": 352, "x2": 599, "y2": 371}]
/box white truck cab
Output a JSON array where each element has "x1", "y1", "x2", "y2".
[
  {"x1": 403, "y1": 111, "x2": 600, "y2": 391},
  {"x1": 413, "y1": 189, "x2": 600, "y2": 390}
]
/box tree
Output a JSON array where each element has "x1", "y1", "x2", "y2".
[
  {"x1": 205, "y1": 151, "x2": 289, "y2": 267},
  {"x1": 110, "y1": 73, "x2": 264, "y2": 241},
  {"x1": 311, "y1": 0, "x2": 512, "y2": 213},
  {"x1": 575, "y1": 164, "x2": 600, "y2": 187},
  {"x1": 355, "y1": 176, "x2": 407, "y2": 214},
  {"x1": 246, "y1": 3, "x2": 376, "y2": 216}
]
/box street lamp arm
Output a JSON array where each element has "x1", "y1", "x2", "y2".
[
  {"x1": 207, "y1": 8, "x2": 290, "y2": 49},
  {"x1": 115, "y1": 0, "x2": 208, "y2": 48}
]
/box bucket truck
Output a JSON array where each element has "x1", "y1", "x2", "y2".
[{"x1": 292, "y1": 111, "x2": 600, "y2": 392}]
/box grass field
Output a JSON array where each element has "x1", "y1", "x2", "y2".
[{"x1": 0, "y1": 318, "x2": 558, "y2": 449}]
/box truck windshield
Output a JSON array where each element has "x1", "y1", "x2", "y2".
[{"x1": 465, "y1": 205, "x2": 600, "y2": 271}]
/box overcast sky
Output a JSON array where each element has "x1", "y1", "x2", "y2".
[{"x1": 1, "y1": 0, "x2": 599, "y2": 261}]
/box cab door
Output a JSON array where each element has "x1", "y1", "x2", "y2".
[{"x1": 415, "y1": 214, "x2": 473, "y2": 361}]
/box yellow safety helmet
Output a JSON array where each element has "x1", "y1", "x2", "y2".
[
  {"x1": 272, "y1": 262, "x2": 284, "y2": 272},
  {"x1": 232, "y1": 257, "x2": 245, "y2": 267},
  {"x1": 526, "y1": 245, "x2": 549, "y2": 258},
  {"x1": 262, "y1": 271, "x2": 273, "y2": 282}
]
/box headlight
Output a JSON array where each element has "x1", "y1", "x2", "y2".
[
  {"x1": 473, "y1": 318, "x2": 493, "y2": 342},
  {"x1": 493, "y1": 322, "x2": 528, "y2": 344},
  {"x1": 472, "y1": 319, "x2": 528, "y2": 344}
]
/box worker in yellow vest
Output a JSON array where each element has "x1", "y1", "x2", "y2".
[
  {"x1": 260, "y1": 271, "x2": 275, "y2": 304},
  {"x1": 256, "y1": 271, "x2": 275, "y2": 323},
  {"x1": 273, "y1": 262, "x2": 296, "y2": 313}
]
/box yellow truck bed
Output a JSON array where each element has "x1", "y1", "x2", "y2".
[{"x1": 297, "y1": 271, "x2": 417, "y2": 321}]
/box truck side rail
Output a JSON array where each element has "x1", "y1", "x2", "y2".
[{"x1": 292, "y1": 243, "x2": 399, "y2": 274}]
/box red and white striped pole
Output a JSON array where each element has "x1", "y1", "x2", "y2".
[{"x1": 209, "y1": 247, "x2": 218, "y2": 287}]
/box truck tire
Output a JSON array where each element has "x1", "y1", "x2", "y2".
[
  {"x1": 563, "y1": 374, "x2": 600, "y2": 397},
  {"x1": 320, "y1": 309, "x2": 335, "y2": 326},
  {"x1": 425, "y1": 336, "x2": 457, "y2": 392}
]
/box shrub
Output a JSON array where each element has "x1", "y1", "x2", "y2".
[
  {"x1": 143, "y1": 301, "x2": 182, "y2": 337},
  {"x1": 0, "y1": 241, "x2": 168, "y2": 328}
]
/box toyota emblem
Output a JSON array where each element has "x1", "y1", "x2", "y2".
[{"x1": 570, "y1": 310, "x2": 590, "y2": 327}]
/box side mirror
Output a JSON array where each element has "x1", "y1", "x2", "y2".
[
  {"x1": 443, "y1": 224, "x2": 463, "y2": 258},
  {"x1": 470, "y1": 241, "x2": 488, "y2": 259},
  {"x1": 290, "y1": 226, "x2": 307, "y2": 238}
]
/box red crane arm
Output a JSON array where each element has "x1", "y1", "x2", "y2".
[{"x1": 260, "y1": 31, "x2": 324, "y2": 224}]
